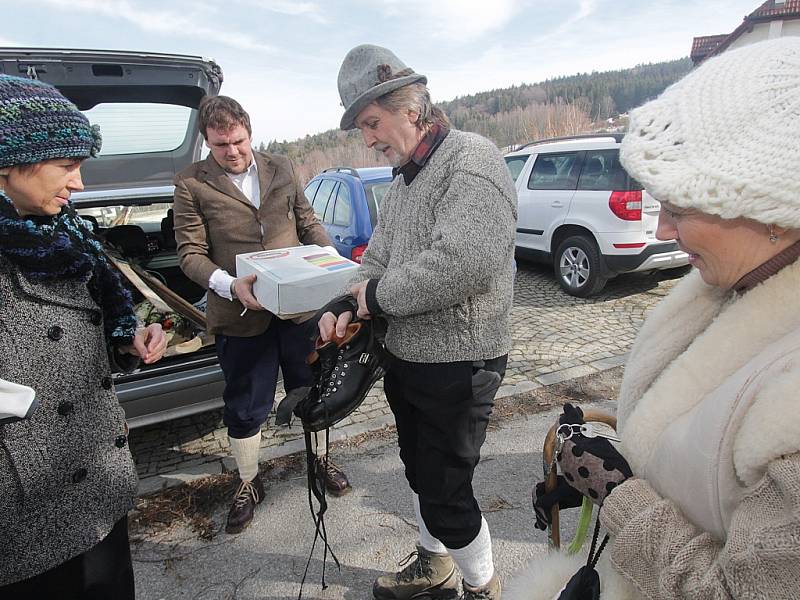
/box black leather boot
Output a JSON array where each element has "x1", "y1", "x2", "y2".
[{"x1": 295, "y1": 321, "x2": 386, "y2": 432}]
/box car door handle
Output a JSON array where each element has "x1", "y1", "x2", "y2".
[{"x1": 551, "y1": 200, "x2": 564, "y2": 207}]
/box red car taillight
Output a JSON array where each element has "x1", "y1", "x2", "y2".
[
  {"x1": 351, "y1": 244, "x2": 368, "y2": 264},
  {"x1": 608, "y1": 191, "x2": 642, "y2": 221}
]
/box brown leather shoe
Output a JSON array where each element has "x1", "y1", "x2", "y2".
[
  {"x1": 225, "y1": 474, "x2": 265, "y2": 534},
  {"x1": 316, "y1": 457, "x2": 352, "y2": 497}
]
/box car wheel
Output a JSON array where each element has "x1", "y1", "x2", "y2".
[
  {"x1": 554, "y1": 236, "x2": 607, "y2": 297},
  {"x1": 663, "y1": 264, "x2": 692, "y2": 278}
]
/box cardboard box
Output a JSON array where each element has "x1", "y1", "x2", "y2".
[{"x1": 235, "y1": 245, "x2": 360, "y2": 318}]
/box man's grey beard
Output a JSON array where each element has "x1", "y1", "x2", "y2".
[{"x1": 377, "y1": 147, "x2": 404, "y2": 168}]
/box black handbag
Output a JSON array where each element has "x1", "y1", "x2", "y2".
[{"x1": 554, "y1": 517, "x2": 608, "y2": 600}]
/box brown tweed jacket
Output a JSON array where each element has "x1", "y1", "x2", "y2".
[{"x1": 173, "y1": 151, "x2": 330, "y2": 337}]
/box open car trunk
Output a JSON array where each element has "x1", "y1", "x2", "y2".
[{"x1": 0, "y1": 49, "x2": 227, "y2": 427}]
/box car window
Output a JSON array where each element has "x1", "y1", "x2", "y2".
[
  {"x1": 369, "y1": 182, "x2": 390, "y2": 210},
  {"x1": 505, "y1": 155, "x2": 529, "y2": 182},
  {"x1": 528, "y1": 152, "x2": 581, "y2": 191},
  {"x1": 83, "y1": 103, "x2": 191, "y2": 156},
  {"x1": 577, "y1": 149, "x2": 643, "y2": 192},
  {"x1": 364, "y1": 182, "x2": 391, "y2": 228},
  {"x1": 322, "y1": 182, "x2": 340, "y2": 224},
  {"x1": 304, "y1": 179, "x2": 321, "y2": 204},
  {"x1": 76, "y1": 203, "x2": 171, "y2": 232},
  {"x1": 333, "y1": 183, "x2": 352, "y2": 226},
  {"x1": 312, "y1": 179, "x2": 336, "y2": 219}
]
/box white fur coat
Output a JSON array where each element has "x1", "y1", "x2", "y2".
[{"x1": 507, "y1": 263, "x2": 800, "y2": 599}]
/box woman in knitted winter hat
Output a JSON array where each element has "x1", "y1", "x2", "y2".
[
  {"x1": 0, "y1": 74, "x2": 167, "y2": 598},
  {"x1": 507, "y1": 36, "x2": 800, "y2": 599}
]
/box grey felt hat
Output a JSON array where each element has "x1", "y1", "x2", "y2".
[{"x1": 337, "y1": 44, "x2": 427, "y2": 130}]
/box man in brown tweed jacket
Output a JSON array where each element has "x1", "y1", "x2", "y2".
[{"x1": 173, "y1": 96, "x2": 351, "y2": 535}]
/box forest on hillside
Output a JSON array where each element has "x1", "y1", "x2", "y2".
[{"x1": 263, "y1": 57, "x2": 692, "y2": 184}]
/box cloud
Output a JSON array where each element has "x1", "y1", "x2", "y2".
[
  {"x1": 33, "y1": 0, "x2": 277, "y2": 54},
  {"x1": 374, "y1": 0, "x2": 520, "y2": 41},
  {"x1": 538, "y1": 0, "x2": 600, "y2": 42},
  {"x1": 0, "y1": 37, "x2": 21, "y2": 46},
  {"x1": 428, "y1": 0, "x2": 758, "y2": 106},
  {"x1": 255, "y1": 0, "x2": 328, "y2": 24}
]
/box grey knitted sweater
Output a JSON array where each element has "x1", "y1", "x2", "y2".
[{"x1": 354, "y1": 129, "x2": 517, "y2": 362}]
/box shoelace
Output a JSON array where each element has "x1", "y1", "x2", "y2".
[
  {"x1": 297, "y1": 431, "x2": 340, "y2": 599},
  {"x1": 321, "y1": 459, "x2": 343, "y2": 481},
  {"x1": 232, "y1": 479, "x2": 259, "y2": 508},
  {"x1": 396, "y1": 550, "x2": 432, "y2": 582}
]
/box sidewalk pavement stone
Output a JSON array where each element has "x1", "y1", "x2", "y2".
[{"x1": 130, "y1": 263, "x2": 682, "y2": 494}]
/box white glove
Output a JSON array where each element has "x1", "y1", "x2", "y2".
[{"x1": 0, "y1": 379, "x2": 37, "y2": 422}]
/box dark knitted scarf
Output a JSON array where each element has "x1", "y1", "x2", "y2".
[{"x1": 0, "y1": 191, "x2": 137, "y2": 345}]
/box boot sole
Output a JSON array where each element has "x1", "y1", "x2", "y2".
[
  {"x1": 372, "y1": 570, "x2": 459, "y2": 600},
  {"x1": 373, "y1": 588, "x2": 458, "y2": 600},
  {"x1": 327, "y1": 484, "x2": 353, "y2": 497},
  {"x1": 225, "y1": 520, "x2": 252, "y2": 535}
]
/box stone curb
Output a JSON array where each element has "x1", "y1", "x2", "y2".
[{"x1": 137, "y1": 352, "x2": 627, "y2": 496}]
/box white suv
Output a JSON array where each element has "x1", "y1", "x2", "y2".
[{"x1": 505, "y1": 133, "x2": 688, "y2": 297}]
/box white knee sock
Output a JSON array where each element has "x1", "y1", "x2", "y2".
[
  {"x1": 446, "y1": 517, "x2": 494, "y2": 588},
  {"x1": 312, "y1": 429, "x2": 329, "y2": 459},
  {"x1": 412, "y1": 492, "x2": 447, "y2": 554},
  {"x1": 228, "y1": 432, "x2": 261, "y2": 482}
]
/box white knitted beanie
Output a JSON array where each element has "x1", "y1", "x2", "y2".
[{"x1": 620, "y1": 37, "x2": 800, "y2": 229}]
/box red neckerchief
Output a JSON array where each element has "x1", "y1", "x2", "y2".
[{"x1": 393, "y1": 122, "x2": 450, "y2": 185}]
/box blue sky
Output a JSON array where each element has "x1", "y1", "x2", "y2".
[{"x1": 2, "y1": 0, "x2": 760, "y2": 145}]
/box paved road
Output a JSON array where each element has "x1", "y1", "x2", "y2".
[
  {"x1": 132, "y1": 397, "x2": 619, "y2": 600},
  {"x1": 129, "y1": 261, "x2": 682, "y2": 494}
]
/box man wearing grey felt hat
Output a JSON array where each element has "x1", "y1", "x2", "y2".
[{"x1": 319, "y1": 44, "x2": 518, "y2": 600}]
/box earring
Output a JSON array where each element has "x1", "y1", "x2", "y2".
[{"x1": 768, "y1": 225, "x2": 779, "y2": 244}]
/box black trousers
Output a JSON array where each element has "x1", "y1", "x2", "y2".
[
  {"x1": 0, "y1": 516, "x2": 134, "y2": 599},
  {"x1": 216, "y1": 317, "x2": 316, "y2": 438},
  {"x1": 384, "y1": 353, "x2": 507, "y2": 549}
]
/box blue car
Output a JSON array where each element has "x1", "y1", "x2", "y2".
[{"x1": 304, "y1": 167, "x2": 394, "y2": 263}]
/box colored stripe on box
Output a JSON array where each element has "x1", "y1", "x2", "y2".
[
  {"x1": 303, "y1": 253, "x2": 352, "y2": 271},
  {"x1": 324, "y1": 263, "x2": 354, "y2": 272}
]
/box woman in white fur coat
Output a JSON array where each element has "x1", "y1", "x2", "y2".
[{"x1": 507, "y1": 36, "x2": 800, "y2": 600}]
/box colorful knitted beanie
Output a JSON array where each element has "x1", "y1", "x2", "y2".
[
  {"x1": 0, "y1": 74, "x2": 102, "y2": 169},
  {"x1": 620, "y1": 36, "x2": 800, "y2": 229}
]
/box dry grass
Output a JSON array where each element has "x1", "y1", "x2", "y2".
[{"x1": 131, "y1": 367, "x2": 623, "y2": 538}]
